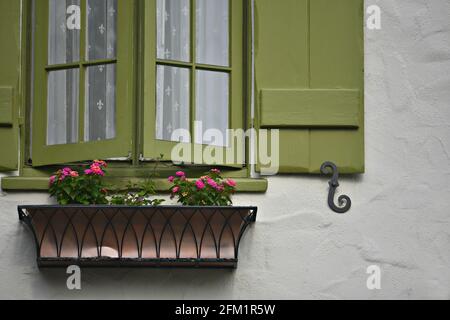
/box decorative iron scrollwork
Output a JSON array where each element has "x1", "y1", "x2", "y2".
[
  {"x1": 320, "y1": 162, "x2": 352, "y2": 214},
  {"x1": 18, "y1": 205, "x2": 257, "y2": 268}
]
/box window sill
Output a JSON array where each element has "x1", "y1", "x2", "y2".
[{"x1": 1, "y1": 176, "x2": 268, "y2": 193}]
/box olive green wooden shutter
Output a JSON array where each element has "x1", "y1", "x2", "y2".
[
  {"x1": 0, "y1": 0, "x2": 21, "y2": 171},
  {"x1": 255, "y1": 0, "x2": 364, "y2": 174}
]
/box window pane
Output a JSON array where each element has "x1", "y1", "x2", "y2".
[
  {"x1": 156, "y1": 0, "x2": 190, "y2": 62},
  {"x1": 85, "y1": 64, "x2": 116, "y2": 141},
  {"x1": 48, "y1": 0, "x2": 80, "y2": 65},
  {"x1": 47, "y1": 69, "x2": 79, "y2": 146},
  {"x1": 196, "y1": 0, "x2": 229, "y2": 66},
  {"x1": 156, "y1": 65, "x2": 190, "y2": 142},
  {"x1": 86, "y1": 0, "x2": 117, "y2": 61},
  {"x1": 195, "y1": 70, "x2": 229, "y2": 147}
]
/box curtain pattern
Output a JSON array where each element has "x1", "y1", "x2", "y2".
[
  {"x1": 155, "y1": 0, "x2": 230, "y2": 145},
  {"x1": 196, "y1": 0, "x2": 229, "y2": 67},
  {"x1": 47, "y1": 0, "x2": 80, "y2": 146},
  {"x1": 47, "y1": 69, "x2": 79, "y2": 145},
  {"x1": 157, "y1": 0, "x2": 190, "y2": 62},
  {"x1": 48, "y1": 0, "x2": 80, "y2": 65},
  {"x1": 85, "y1": 64, "x2": 116, "y2": 141},
  {"x1": 195, "y1": 70, "x2": 229, "y2": 147},
  {"x1": 156, "y1": 65, "x2": 190, "y2": 142},
  {"x1": 86, "y1": 0, "x2": 117, "y2": 60},
  {"x1": 47, "y1": 0, "x2": 117, "y2": 145},
  {"x1": 156, "y1": 0, "x2": 191, "y2": 142},
  {"x1": 85, "y1": 0, "x2": 117, "y2": 141}
]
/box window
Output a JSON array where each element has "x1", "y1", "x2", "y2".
[
  {"x1": 32, "y1": 0, "x2": 134, "y2": 166},
  {"x1": 143, "y1": 0, "x2": 244, "y2": 165},
  {"x1": 30, "y1": 0, "x2": 245, "y2": 168}
]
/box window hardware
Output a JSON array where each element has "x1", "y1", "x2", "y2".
[{"x1": 321, "y1": 161, "x2": 352, "y2": 214}]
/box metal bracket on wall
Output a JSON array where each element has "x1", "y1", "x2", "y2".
[{"x1": 320, "y1": 162, "x2": 352, "y2": 214}]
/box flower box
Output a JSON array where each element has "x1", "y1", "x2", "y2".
[{"x1": 18, "y1": 205, "x2": 257, "y2": 268}]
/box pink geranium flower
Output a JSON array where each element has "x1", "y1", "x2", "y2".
[
  {"x1": 84, "y1": 164, "x2": 105, "y2": 176},
  {"x1": 49, "y1": 175, "x2": 56, "y2": 185},
  {"x1": 207, "y1": 178, "x2": 218, "y2": 188},
  {"x1": 93, "y1": 160, "x2": 107, "y2": 168},
  {"x1": 211, "y1": 169, "x2": 221, "y2": 174},
  {"x1": 90, "y1": 164, "x2": 105, "y2": 176},
  {"x1": 172, "y1": 186, "x2": 180, "y2": 193},
  {"x1": 195, "y1": 179, "x2": 205, "y2": 190},
  {"x1": 176, "y1": 171, "x2": 185, "y2": 177},
  {"x1": 62, "y1": 167, "x2": 72, "y2": 177},
  {"x1": 225, "y1": 179, "x2": 237, "y2": 187},
  {"x1": 70, "y1": 171, "x2": 79, "y2": 178},
  {"x1": 168, "y1": 176, "x2": 175, "y2": 182}
]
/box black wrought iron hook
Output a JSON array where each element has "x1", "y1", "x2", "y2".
[{"x1": 320, "y1": 162, "x2": 352, "y2": 214}]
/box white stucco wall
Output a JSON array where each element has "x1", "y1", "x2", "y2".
[{"x1": 1, "y1": 0, "x2": 449, "y2": 299}]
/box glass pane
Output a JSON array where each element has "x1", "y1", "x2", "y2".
[
  {"x1": 156, "y1": 65, "x2": 190, "y2": 142},
  {"x1": 85, "y1": 64, "x2": 116, "y2": 141},
  {"x1": 48, "y1": 0, "x2": 81, "y2": 65},
  {"x1": 196, "y1": 0, "x2": 229, "y2": 66},
  {"x1": 156, "y1": 0, "x2": 190, "y2": 62},
  {"x1": 86, "y1": 0, "x2": 117, "y2": 60},
  {"x1": 47, "y1": 69, "x2": 79, "y2": 146},
  {"x1": 195, "y1": 70, "x2": 229, "y2": 147}
]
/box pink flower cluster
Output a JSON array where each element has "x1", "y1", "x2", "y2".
[
  {"x1": 168, "y1": 171, "x2": 187, "y2": 184},
  {"x1": 168, "y1": 169, "x2": 237, "y2": 206},
  {"x1": 50, "y1": 167, "x2": 79, "y2": 185},
  {"x1": 196, "y1": 179, "x2": 206, "y2": 190},
  {"x1": 168, "y1": 168, "x2": 237, "y2": 194},
  {"x1": 84, "y1": 160, "x2": 107, "y2": 176},
  {"x1": 190, "y1": 169, "x2": 236, "y2": 192},
  {"x1": 195, "y1": 178, "x2": 236, "y2": 191},
  {"x1": 49, "y1": 160, "x2": 108, "y2": 185},
  {"x1": 225, "y1": 179, "x2": 236, "y2": 187}
]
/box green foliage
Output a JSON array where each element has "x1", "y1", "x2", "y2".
[
  {"x1": 168, "y1": 169, "x2": 237, "y2": 206},
  {"x1": 109, "y1": 179, "x2": 165, "y2": 206}
]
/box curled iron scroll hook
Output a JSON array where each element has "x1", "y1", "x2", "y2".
[{"x1": 320, "y1": 162, "x2": 352, "y2": 214}]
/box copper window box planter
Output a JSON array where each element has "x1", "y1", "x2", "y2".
[{"x1": 18, "y1": 205, "x2": 257, "y2": 268}]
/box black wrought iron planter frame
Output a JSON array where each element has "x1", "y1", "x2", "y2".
[{"x1": 18, "y1": 205, "x2": 257, "y2": 269}]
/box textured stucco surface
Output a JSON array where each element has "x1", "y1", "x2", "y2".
[{"x1": 1, "y1": 0, "x2": 450, "y2": 299}]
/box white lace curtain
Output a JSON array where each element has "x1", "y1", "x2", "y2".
[
  {"x1": 46, "y1": 0, "x2": 117, "y2": 145},
  {"x1": 47, "y1": 0, "x2": 80, "y2": 145},
  {"x1": 156, "y1": 0, "x2": 230, "y2": 146},
  {"x1": 156, "y1": 0, "x2": 190, "y2": 142}
]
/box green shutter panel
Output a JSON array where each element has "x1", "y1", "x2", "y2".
[
  {"x1": 0, "y1": 0, "x2": 20, "y2": 171},
  {"x1": 255, "y1": 0, "x2": 364, "y2": 174}
]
